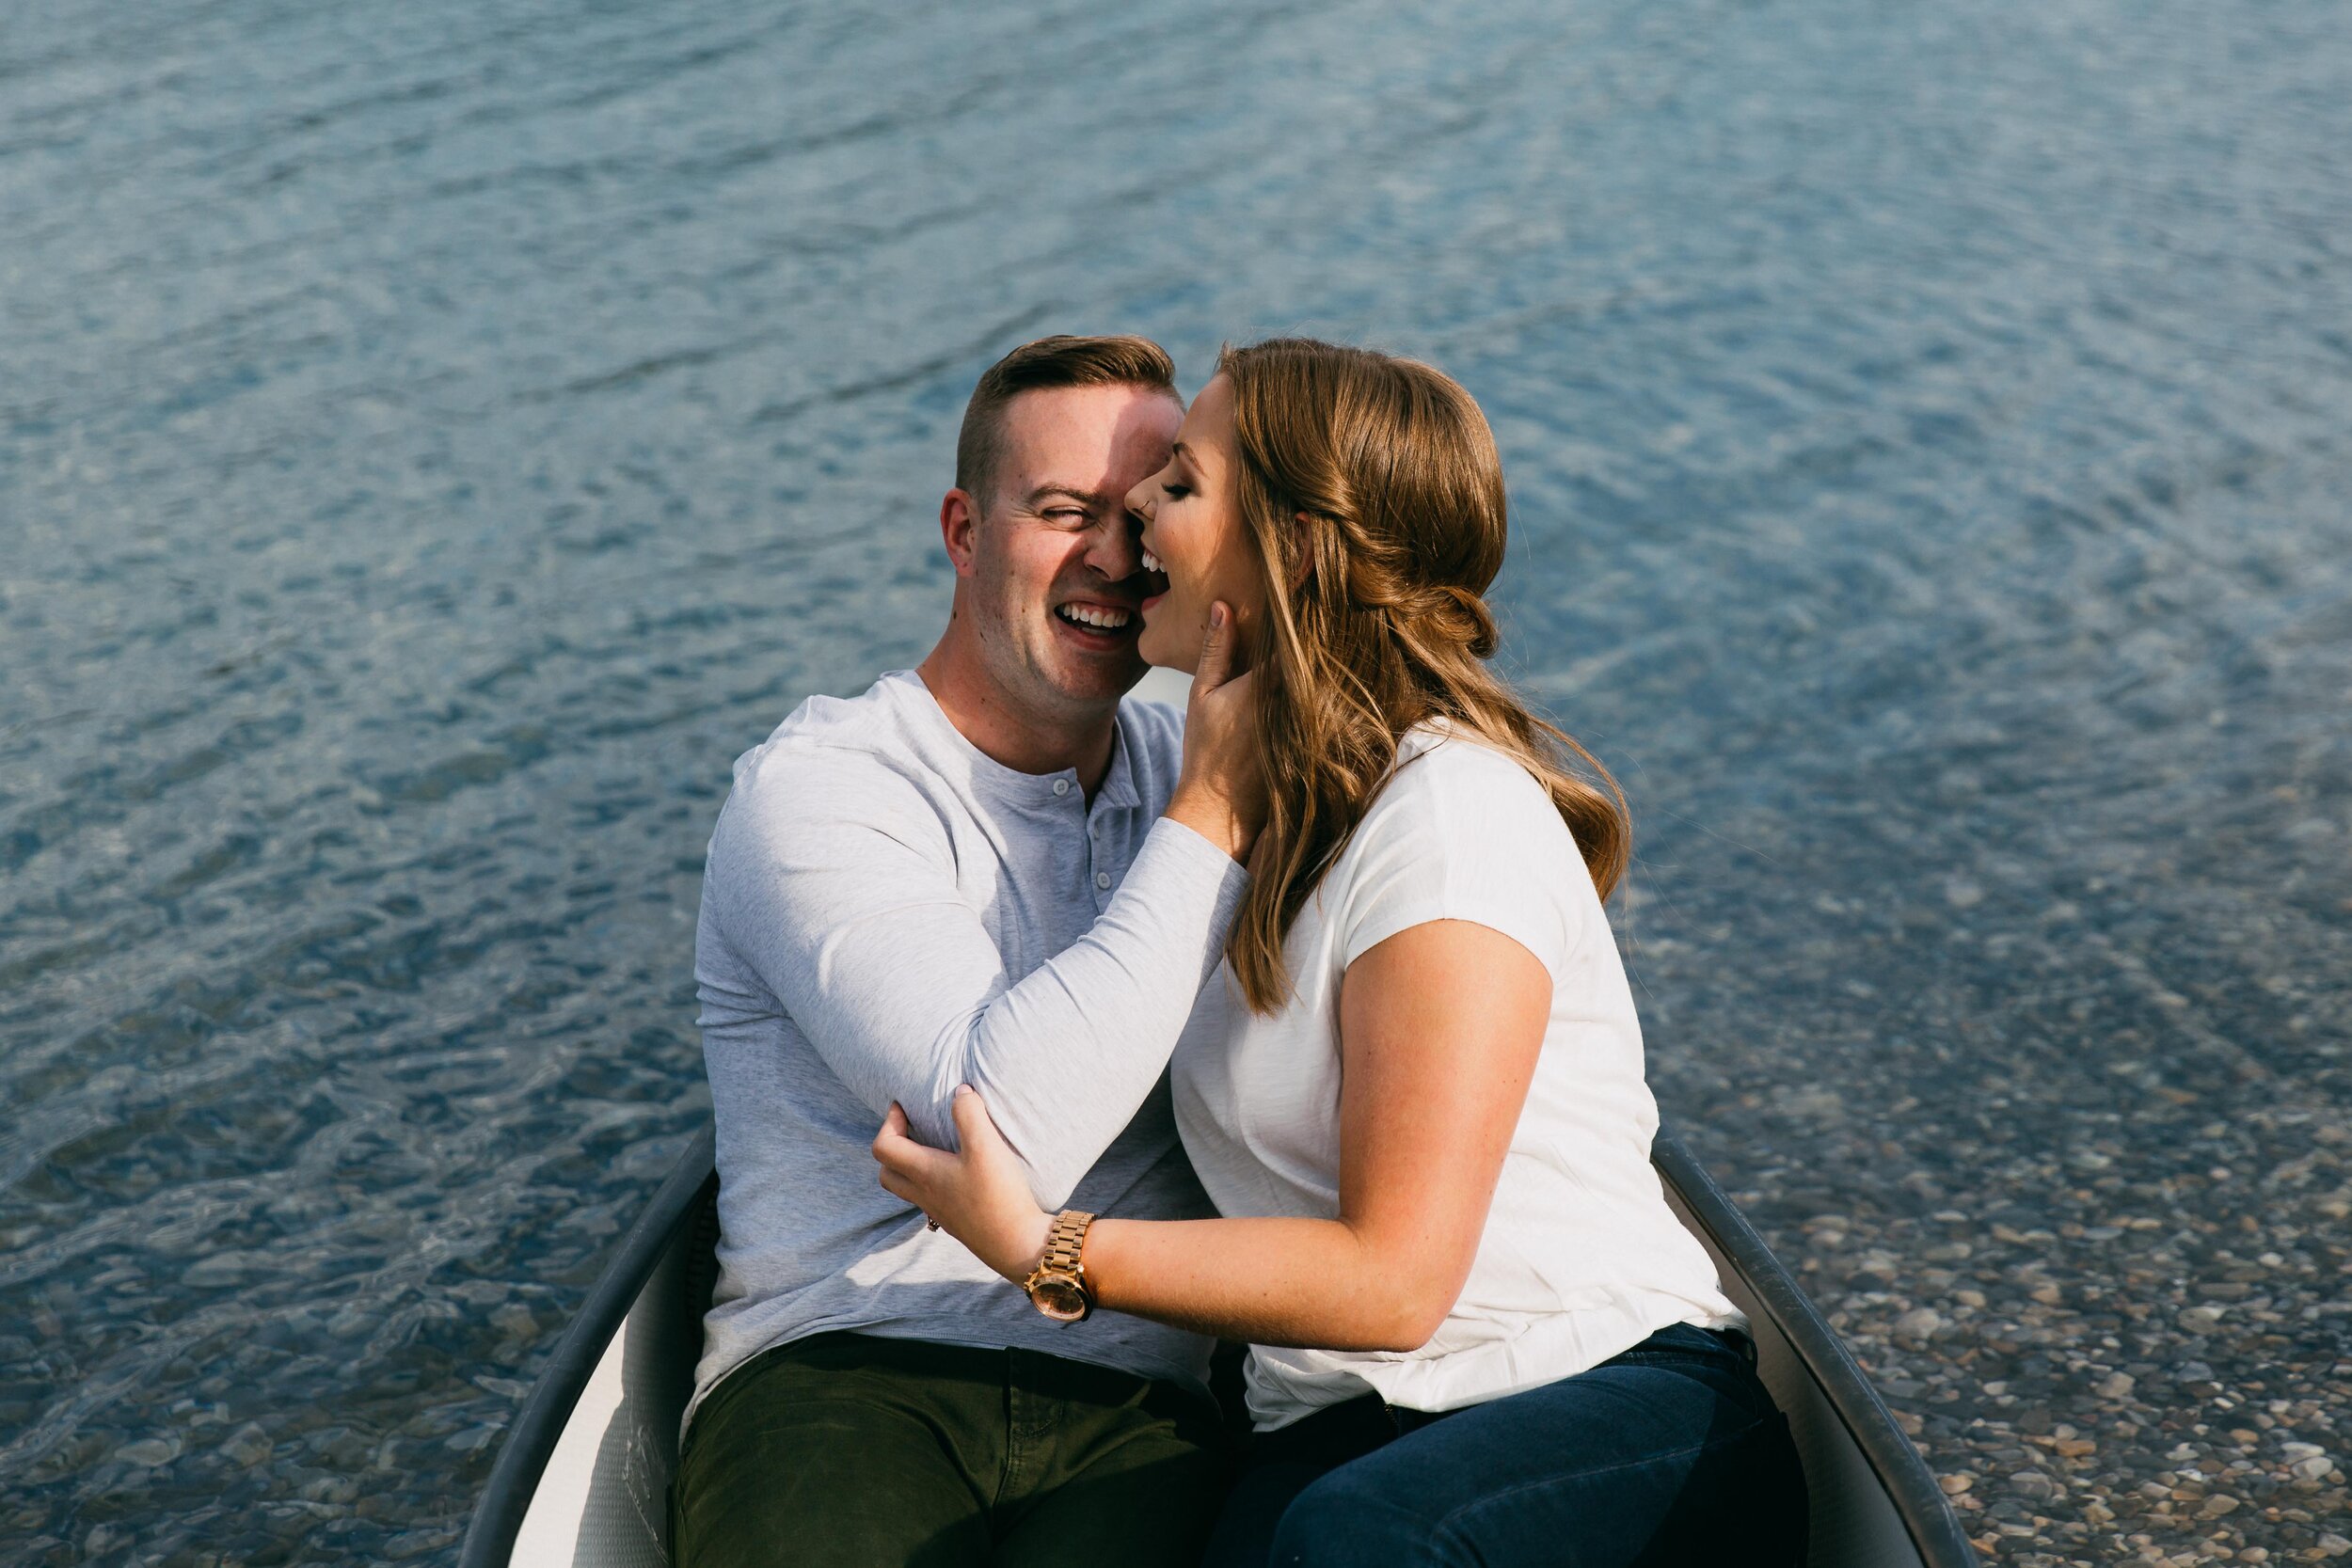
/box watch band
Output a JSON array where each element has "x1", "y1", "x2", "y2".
[
  {"x1": 1041, "y1": 1209, "x2": 1094, "y2": 1280},
  {"x1": 1021, "y1": 1209, "x2": 1095, "y2": 1321}
]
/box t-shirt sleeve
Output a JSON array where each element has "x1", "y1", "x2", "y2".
[
  {"x1": 707, "y1": 738, "x2": 1248, "y2": 1210},
  {"x1": 1336, "y1": 741, "x2": 1583, "y2": 982}
]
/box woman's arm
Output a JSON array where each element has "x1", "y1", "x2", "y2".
[
  {"x1": 873, "y1": 917, "x2": 1550, "y2": 1352},
  {"x1": 724, "y1": 609, "x2": 1263, "y2": 1212}
]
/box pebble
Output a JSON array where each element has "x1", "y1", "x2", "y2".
[
  {"x1": 1670, "y1": 1078, "x2": 2352, "y2": 1567},
  {"x1": 1896, "y1": 1307, "x2": 1945, "y2": 1339},
  {"x1": 218, "y1": 1425, "x2": 272, "y2": 1469}
]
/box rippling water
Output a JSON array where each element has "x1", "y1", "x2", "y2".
[{"x1": 5, "y1": 0, "x2": 2349, "y2": 1561}]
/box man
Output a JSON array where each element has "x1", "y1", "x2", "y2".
[{"x1": 675, "y1": 336, "x2": 1262, "y2": 1566}]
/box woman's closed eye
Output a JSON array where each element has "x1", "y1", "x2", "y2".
[{"x1": 1160, "y1": 482, "x2": 1190, "y2": 499}]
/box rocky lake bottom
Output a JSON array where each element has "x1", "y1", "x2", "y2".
[{"x1": 5, "y1": 0, "x2": 2348, "y2": 1562}]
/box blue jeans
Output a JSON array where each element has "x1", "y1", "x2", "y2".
[{"x1": 1202, "y1": 1323, "x2": 1807, "y2": 1568}]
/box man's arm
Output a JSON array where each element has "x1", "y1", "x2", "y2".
[{"x1": 708, "y1": 751, "x2": 1245, "y2": 1210}]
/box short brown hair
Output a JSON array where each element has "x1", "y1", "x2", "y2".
[{"x1": 955, "y1": 335, "x2": 1180, "y2": 506}]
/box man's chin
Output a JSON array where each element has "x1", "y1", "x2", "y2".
[
  {"x1": 1040, "y1": 615, "x2": 1147, "y2": 691},
  {"x1": 1035, "y1": 648, "x2": 1146, "y2": 707},
  {"x1": 1071, "y1": 662, "x2": 1149, "y2": 704}
]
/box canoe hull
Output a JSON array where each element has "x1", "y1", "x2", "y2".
[{"x1": 463, "y1": 1126, "x2": 1975, "y2": 1568}]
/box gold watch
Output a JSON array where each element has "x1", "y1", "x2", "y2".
[{"x1": 1022, "y1": 1210, "x2": 1095, "y2": 1322}]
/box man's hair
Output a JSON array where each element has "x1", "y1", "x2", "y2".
[{"x1": 954, "y1": 335, "x2": 1180, "y2": 508}]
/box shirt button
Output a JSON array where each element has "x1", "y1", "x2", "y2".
[
  {"x1": 1052, "y1": 779, "x2": 1071, "y2": 797},
  {"x1": 1095, "y1": 871, "x2": 1112, "y2": 890}
]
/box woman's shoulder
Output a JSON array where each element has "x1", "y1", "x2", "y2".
[
  {"x1": 1324, "y1": 721, "x2": 1591, "y2": 972},
  {"x1": 1361, "y1": 721, "x2": 1572, "y2": 843}
]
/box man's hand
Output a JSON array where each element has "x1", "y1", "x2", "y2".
[
  {"x1": 874, "y1": 1088, "x2": 1054, "y2": 1285},
  {"x1": 1166, "y1": 602, "x2": 1267, "y2": 863}
]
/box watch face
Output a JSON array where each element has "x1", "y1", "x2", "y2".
[{"x1": 1029, "y1": 1272, "x2": 1089, "y2": 1322}]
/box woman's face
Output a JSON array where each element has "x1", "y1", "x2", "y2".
[{"x1": 1127, "y1": 373, "x2": 1270, "y2": 673}]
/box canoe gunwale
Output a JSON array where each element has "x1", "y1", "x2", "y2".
[
  {"x1": 458, "y1": 1126, "x2": 718, "y2": 1568},
  {"x1": 1652, "y1": 1130, "x2": 1979, "y2": 1568}
]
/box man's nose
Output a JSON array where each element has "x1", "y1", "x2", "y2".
[{"x1": 1087, "y1": 511, "x2": 1147, "y2": 579}]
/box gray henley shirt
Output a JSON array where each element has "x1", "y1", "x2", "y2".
[{"x1": 688, "y1": 670, "x2": 1248, "y2": 1433}]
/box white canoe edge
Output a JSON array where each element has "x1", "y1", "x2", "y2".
[
  {"x1": 464, "y1": 1128, "x2": 713, "y2": 1568},
  {"x1": 464, "y1": 1124, "x2": 1976, "y2": 1568},
  {"x1": 506, "y1": 1223, "x2": 690, "y2": 1568}
]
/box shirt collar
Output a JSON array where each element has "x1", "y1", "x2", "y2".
[
  {"x1": 891, "y1": 670, "x2": 1140, "y2": 811},
  {"x1": 1097, "y1": 707, "x2": 1143, "y2": 812}
]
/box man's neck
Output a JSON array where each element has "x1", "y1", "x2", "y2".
[{"x1": 915, "y1": 639, "x2": 1120, "y2": 799}]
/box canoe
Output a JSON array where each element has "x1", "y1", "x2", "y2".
[{"x1": 458, "y1": 1123, "x2": 1977, "y2": 1568}]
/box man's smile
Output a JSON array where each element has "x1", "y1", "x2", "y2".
[
  {"x1": 1054, "y1": 599, "x2": 1135, "y2": 636},
  {"x1": 1052, "y1": 556, "x2": 1168, "y2": 642}
]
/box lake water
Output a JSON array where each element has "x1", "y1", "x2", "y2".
[{"x1": 4, "y1": 0, "x2": 2349, "y2": 1561}]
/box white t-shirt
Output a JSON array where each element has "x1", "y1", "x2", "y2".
[{"x1": 1169, "y1": 722, "x2": 1742, "y2": 1431}]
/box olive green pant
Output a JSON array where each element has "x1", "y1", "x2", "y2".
[{"x1": 674, "y1": 1333, "x2": 1230, "y2": 1568}]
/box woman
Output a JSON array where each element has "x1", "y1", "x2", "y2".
[{"x1": 873, "y1": 339, "x2": 1807, "y2": 1567}]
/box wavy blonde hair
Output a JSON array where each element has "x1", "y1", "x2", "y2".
[{"x1": 1220, "y1": 338, "x2": 1629, "y2": 1013}]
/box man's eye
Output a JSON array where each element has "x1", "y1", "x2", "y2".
[{"x1": 1047, "y1": 509, "x2": 1089, "y2": 524}]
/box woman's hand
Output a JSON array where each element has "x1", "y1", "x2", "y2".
[
  {"x1": 873, "y1": 1086, "x2": 1053, "y2": 1285},
  {"x1": 1166, "y1": 602, "x2": 1268, "y2": 863}
]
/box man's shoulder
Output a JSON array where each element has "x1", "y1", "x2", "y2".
[
  {"x1": 725, "y1": 673, "x2": 939, "y2": 816},
  {"x1": 759, "y1": 669, "x2": 922, "y2": 748}
]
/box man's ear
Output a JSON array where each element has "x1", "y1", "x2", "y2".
[{"x1": 940, "y1": 489, "x2": 981, "y2": 577}]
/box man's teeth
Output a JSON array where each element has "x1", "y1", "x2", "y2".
[
  {"x1": 1057, "y1": 604, "x2": 1132, "y2": 630},
  {"x1": 1140, "y1": 548, "x2": 1165, "y2": 574}
]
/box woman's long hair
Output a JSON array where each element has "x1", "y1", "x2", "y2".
[{"x1": 1221, "y1": 338, "x2": 1629, "y2": 1013}]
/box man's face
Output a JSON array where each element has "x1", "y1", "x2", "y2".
[{"x1": 947, "y1": 384, "x2": 1184, "y2": 722}]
